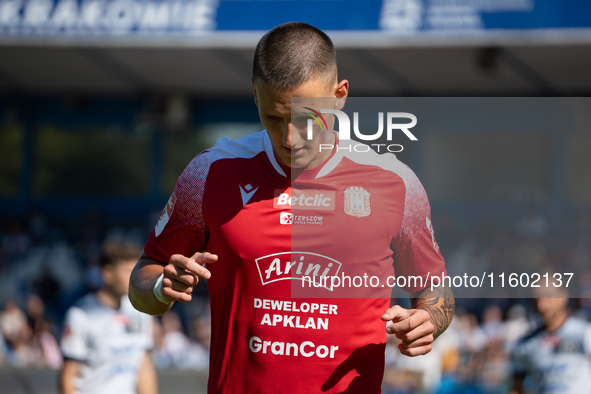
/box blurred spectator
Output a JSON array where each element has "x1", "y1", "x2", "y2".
[
  {"x1": 25, "y1": 294, "x2": 45, "y2": 335},
  {"x1": 22, "y1": 294, "x2": 63, "y2": 369},
  {"x1": 35, "y1": 319, "x2": 63, "y2": 369},
  {"x1": 383, "y1": 333, "x2": 422, "y2": 394},
  {"x1": 511, "y1": 287, "x2": 591, "y2": 394},
  {"x1": 477, "y1": 338, "x2": 510, "y2": 394},
  {"x1": 159, "y1": 311, "x2": 208, "y2": 370},
  {"x1": 384, "y1": 318, "x2": 462, "y2": 394},
  {"x1": 0, "y1": 296, "x2": 63, "y2": 368},
  {"x1": 456, "y1": 311, "x2": 486, "y2": 354},
  {"x1": 160, "y1": 311, "x2": 187, "y2": 365},
  {"x1": 25, "y1": 294, "x2": 62, "y2": 369},
  {"x1": 481, "y1": 305, "x2": 504, "y2": 342},
  {"x1": 59, "y1": 240, "x2": 157, "y2": 394},
  {"x1": 0, "y1": 300, "x2": 28, "y2": 351},
  {"x1": 187, "y1": 305, "x2": 212, "y2": 351},
  {"x1": 436, "y1": 321, "x2": 463, "y2": 394},
  {"x1": 502, "y1": 304, "x2": 530, "y2": 352},
  {"x1": 151, "y1": 317, "x2": 168, "y2": 369}
]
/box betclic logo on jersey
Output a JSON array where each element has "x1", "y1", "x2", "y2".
[
  {"x1": 274, "y1": 188, "x2": 336, "y2": 211},
  {"x1": 255, "y1": 252, "x2": 342, "y2": 291}
]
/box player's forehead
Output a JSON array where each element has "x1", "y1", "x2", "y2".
[
  {"x1": 257, "y1": 86, "x2": 292, "y2": 116},
  {"x1": 256, "y1": 77, "x2": 333, "y2": 111}
]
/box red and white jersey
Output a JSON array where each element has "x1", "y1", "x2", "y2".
[{"x1": 144, "y1": 131, "x2": 446, "y2": 394}]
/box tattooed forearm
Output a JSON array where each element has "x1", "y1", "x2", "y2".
[{"x1": 410, "y1": 286, "x2": 455, "y2": 339}]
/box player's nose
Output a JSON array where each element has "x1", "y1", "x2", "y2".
[{"x1": 282, "y1": 122, "x2": 300, "y2": 148}]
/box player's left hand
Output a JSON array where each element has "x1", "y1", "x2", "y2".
[{"x1": 381, "y1": 305, "x2": 434, "y2": 357}]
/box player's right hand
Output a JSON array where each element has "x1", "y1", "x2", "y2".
[{"x1": 161, "y1": 252, "x2": 218, "y2": 302}]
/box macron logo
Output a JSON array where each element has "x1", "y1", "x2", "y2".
[{"x1": 240, "y1": 184, "x2": 259, "y2": 207}]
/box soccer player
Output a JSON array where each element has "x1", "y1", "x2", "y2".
[
  {"x1": 129, "y1": 22, "x2": 454, "y2": 393},
  {"x1": 60, "y1": 240, "x2": 157, "y2": 394},
  {"x1": 511, "y1": 286, "x2": 591, "y2": 394}
]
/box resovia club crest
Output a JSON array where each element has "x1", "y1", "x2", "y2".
[{"x1": 343, "y1": 186, "x2": 371, "y2": 218}]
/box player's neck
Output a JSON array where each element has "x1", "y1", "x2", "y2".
[
  {"x1": 306, "y1": 132, "x2": 336, "y2": 170},
  {"x1": 278, "y1": 132, "x2": 337, "y2": 177},
  {"x1": 96, "y1": 288, "x2": 122, "y2": 310}
]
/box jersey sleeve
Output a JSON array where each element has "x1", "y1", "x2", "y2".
[
  {"x1": 60, "y1": 307, "x2": 88, "y2": 361},
  {"x1": 390, "y1": 167, "x2": 446, "y2": 293},
  {"x1": 144, "y1": 152, "x2": 214, "y2": 263}
]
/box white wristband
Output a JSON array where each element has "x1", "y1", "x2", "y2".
[{"x1": 153, "y1": 273, "x2": 170, "y2": 304}]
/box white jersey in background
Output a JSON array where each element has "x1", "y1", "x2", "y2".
[
  {"x1": 60, "y1": 293, "x2": 153, "y2": 394},
  {"x1": 513, "y1": 316, "x2": 591, "y2": 394}
]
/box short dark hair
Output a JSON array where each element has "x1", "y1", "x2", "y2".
[
  {"x1": 253, "y1": 22, "x2": 337, "y2": 89},
  {"x1": 100, "y1": 240, "x2": 141, "y2": 267}
]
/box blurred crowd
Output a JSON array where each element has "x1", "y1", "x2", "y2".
[
  {"x1": 0, "y1": 207, "x2": 590, "y2": 394},
  {"x1": 0, "y1": 208, "x2": 213, "y2": 372}
]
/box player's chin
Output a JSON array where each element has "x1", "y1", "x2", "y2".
[
  {"x1": 282, "y1": 155, "x2": 309, "y2": 169},
  {"x1": 288, "y1": 160, "x2": 308, "y2": 169}
]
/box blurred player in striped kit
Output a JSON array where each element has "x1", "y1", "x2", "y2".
[
  {"x1": 60, "y1": 240, "x2": 157, "y2": 394},
  {"x1": 511, "y1": 285, "x2": 591, "y2": 394}
]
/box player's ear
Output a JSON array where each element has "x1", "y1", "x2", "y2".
[
  {"x1": 334, "y1": 79, "x2": 348, "y2": 110},
  {"x1": 251, "y1": 77, "x2": 259, "y2": 106}
]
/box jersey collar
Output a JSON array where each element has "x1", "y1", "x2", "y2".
[
  {"x1": 263, "y1": 131, "x2": 287, "y2": 177},
  {"x1": 263, "y1": 131, "x2": 341, "y2": 180}
]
